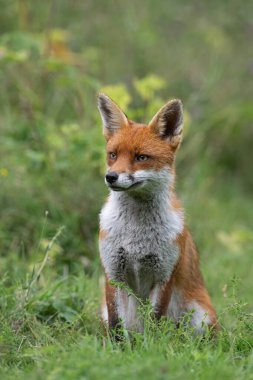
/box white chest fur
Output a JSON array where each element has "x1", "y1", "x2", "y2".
[{"x1": 100, "y1": 190, "x2": 184, "y2": 299}]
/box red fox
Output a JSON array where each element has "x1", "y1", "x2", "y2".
[{"x1": 98, "y1": 93, "x2": 218, "y2": 334}]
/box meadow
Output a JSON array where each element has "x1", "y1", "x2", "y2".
[{"x1": 0, "y1": 1, "x2": 252, "y2": 379}]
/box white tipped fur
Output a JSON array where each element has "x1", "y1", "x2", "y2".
[
  {"x1": 168, "y1": 289, "x2": 212, "y2": 332},
  {"x1": 187, "y1": 301, "x2": 211, "y2": 333}
]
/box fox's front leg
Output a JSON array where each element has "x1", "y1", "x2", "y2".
[
  {"x1": 104, "y1": 275, "x2": 120, "y2": 330},
  {"x1": 104, "y1": 279, "x2": 143, "y2": 333},
  {"x1": 152, "y1": 275, "x2": 175, "y2": 319}
]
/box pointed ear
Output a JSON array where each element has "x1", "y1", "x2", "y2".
[
  {"x1": 97, "y1": 93, "x2": 129, "y2": 138},
  {"x1": 148, "y1": 99, "x2": 183, "y2": 145}
]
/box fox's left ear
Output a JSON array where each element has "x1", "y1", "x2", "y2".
[
  {"x1": 148, "y1": 99, "x2": 183, "y2": 147},
  {"x1": 97, "y1": 93, "x2": 129, "y2": 138}
]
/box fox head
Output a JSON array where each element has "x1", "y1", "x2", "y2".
[{"x1": 98, "y1": 93, "x2": 183, "y2": 195}]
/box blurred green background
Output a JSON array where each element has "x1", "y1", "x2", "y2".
[
  {"x1": 0, "y1": 2, "x2": 253, "y2": 378},
  {"x1": 0, "y1": 0, "x2": 252, "y2": 280}
]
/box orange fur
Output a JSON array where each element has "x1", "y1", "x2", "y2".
[
  {"x1": 175, "y1": 228, "x2": 218, "y2": 327},
  {"x1": 99, "y1": 229, "x2": 108, "y2": 240},
  {"x1": 104, "y1": 275, "x2": 119, "y2": 329},
  {"x1": 106, "y1": 122, "x2": 178, "y2": 172}
]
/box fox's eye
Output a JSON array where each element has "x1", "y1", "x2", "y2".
[
  {"x1": 136, "y1": 154, "x2": 149, "y2": 162},
  {"x1": 109, "y1": 152, "x2": 117, "y2": 160}
]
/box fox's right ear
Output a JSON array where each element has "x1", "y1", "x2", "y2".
[
  {"x1": 97, "y1": 93, "x2": 128, "y2": 138},
  {"x1": 148, "y1": 99, "x2": 183, "y2": 148}
]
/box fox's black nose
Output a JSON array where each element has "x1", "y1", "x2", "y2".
[{"x1": 106, "y1": 172, "x2": 118, "y2": 184}]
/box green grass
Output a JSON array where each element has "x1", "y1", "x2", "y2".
[{"x1": 0, "y1": 181, "x2": 252, "y2": 380}]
